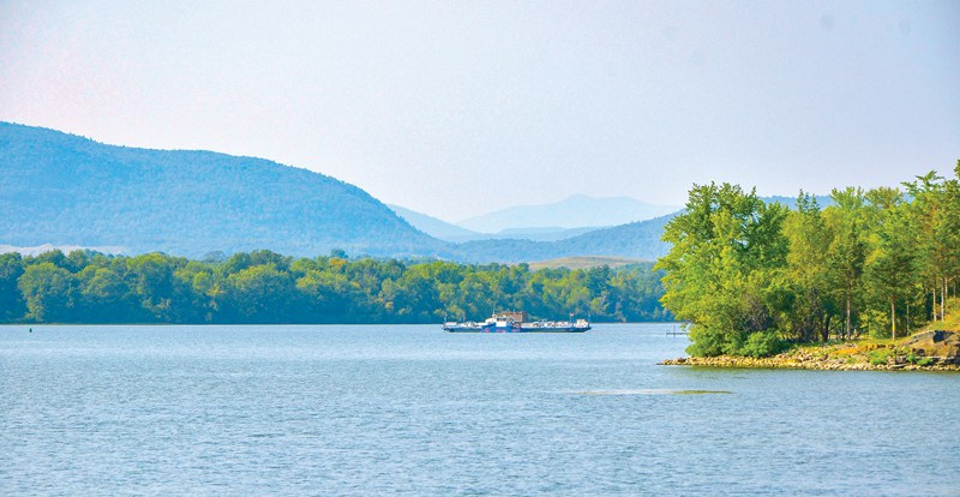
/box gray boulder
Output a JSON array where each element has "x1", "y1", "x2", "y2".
[{"x1": 904, "y1": 330, "x2": 960, "y2": 364}]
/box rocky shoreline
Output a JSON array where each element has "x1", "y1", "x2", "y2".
[
  {"x1": 659, "y1": 355, "x2": 960, "y2": 372},
  {"x1": 660, "y1": 330, "x2": 960, "y2": 372}
]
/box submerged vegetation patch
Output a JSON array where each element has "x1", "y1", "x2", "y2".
[{"x1": 576, "y1": 389, "x2": 731, "y2": 396}]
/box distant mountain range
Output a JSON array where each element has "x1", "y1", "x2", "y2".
[
  {"x1": 387, "y1": 204, "x2": 600, "y2": 243},
  {"x1": 456, "y1": 194, "x2": 680, "y2": 233},
  {"x1": 454, "y1": 214, "x2": 675, "y2": 263},
  {"x1": 0, "y1": 122, "x2": 449, "y2": 258},
  {"x1": 1, "y1": 122, "x2": 827, "y2": 265},
  {"x1": 387, "y1": 204, "x2": 480, "y2": 241},
  {"x1": 384, "y1": 201, "x2": 674, "y2": 262}
]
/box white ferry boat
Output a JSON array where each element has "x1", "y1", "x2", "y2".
[{"x1": 443, "y1": 311, "x2": 591, "y2": 333}]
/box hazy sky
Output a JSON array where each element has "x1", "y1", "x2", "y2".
[{"x1": 1, "y1": 1, "x2": 958, "y2": 221}]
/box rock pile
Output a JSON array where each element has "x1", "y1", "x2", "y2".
[{"x1": 903, "y1": 330, "x2": 960, "y2": 365}]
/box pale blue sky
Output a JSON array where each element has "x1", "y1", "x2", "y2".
[{"x1": 1, "y1": 1, "x2": 957, "y2": 221}]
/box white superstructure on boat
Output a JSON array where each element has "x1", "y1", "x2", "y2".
[{"x1": 443, "y1": 311, "x2": 590, "y2": 333}]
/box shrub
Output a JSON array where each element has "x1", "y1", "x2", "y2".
[
  {"x1": 739, "y1": 330, "x2": 784, "y2": 358},
  {"x1": 721, "y1": 330, "x2": 749, "y2": 356},
  {"x1": 868, "y1": 348, "x2": 892, "y2": 366},
  {"x1": 686, "y1": 326, "x2": 727, "y2": 357}
]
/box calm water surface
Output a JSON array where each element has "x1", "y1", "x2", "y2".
[{"x1": 1, "y1": 324, "x2": 958, "y2": 496}]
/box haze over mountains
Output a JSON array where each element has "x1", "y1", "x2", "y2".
[
  {"x1": 388, "y1": 194, "x2": 680, "y2": 245},
  {"x1": 386, "y1": 204, "x2": 479, "y2": 242},
  {"x1": 456, "y1": 194, "x2": 679, "y2": 233},
  {"x1": 388, "y1": 205, "x2": 608, "y2": 244},
  {"x1": 2, "y1": 122, "x2": 827, "y2": 264},
  {"x1": 454, "y1": 215, "x2": 676, "y2": 263}
]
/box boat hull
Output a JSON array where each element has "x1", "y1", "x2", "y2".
[
  {"x1": 443, "y1": 324, "x2": 591, "y2": 333},
  {"x1": 443, "y1": 313, "x2": 591, "y2": 333}
]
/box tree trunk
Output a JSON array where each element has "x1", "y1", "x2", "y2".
[
  {"x1": 906, "y1": 302, "x2": 911, "y2": 335},
  {"x1": 932, "y1": 287, "x2": 938, "y2": 322},
  {"x1": 890, "y1": 298, "x2": 897, "y2": 341},
  {"x1": 943, "y1": 276, "x2": 948, "y2": 322},
  {"x1": 845, "y1": 291, "x2": 852, "y2": 339}
]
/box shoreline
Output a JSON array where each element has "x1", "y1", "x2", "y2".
[
  {"x1": 659, "y1": 355, "x2": 960, "y2": 372},
  {"x1": 662, "y1": 329, "x2": 960, "y2": 372}
]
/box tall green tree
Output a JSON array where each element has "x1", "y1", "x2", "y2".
[
  {"x1": 0, "y1": 252, "x2": 26, "y2": 320},
  {"x1": 863, "y1": 188, "x2": 918, "y2": 339},
  {"x1": 17, "y1": 262, "x2": 77, "y2": 322},
  {"x1": 656, "y1": 183, "x2": 788, "y2": 356},
  {"x1": 903, "y1": 170, "x2": 960, "y2": 323},
  {"x1": 823, "y1": 187, "x2": 869, "y2": 338},
  {"x1": 226, "y1": 264, "x2": 298, "y2": 322},
  {"x1": 78, "y1": 266, "x2": 132, "y2": 322},
  {"x1": 782, "y1": 192, "x2": 834, "y2": 342}
]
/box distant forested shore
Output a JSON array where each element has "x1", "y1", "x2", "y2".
[{"x1": 0, "y1": 249, "x2": 668, "y2": 324}]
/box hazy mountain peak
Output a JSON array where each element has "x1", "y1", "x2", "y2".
[{"x1": 457, "y1": 195, "x2": 681, "y2": 233}]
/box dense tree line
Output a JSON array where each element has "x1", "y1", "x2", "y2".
[
  {"x1": 656, "y1": 163, "x2": 960, "y2": 357},
  {"x1": 0, "y1": 249, "x2": 668, "y2": 324}
]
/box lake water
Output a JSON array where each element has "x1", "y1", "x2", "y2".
[{"x1": 1, "y1": 323, "x2": 958, "y2": 496}]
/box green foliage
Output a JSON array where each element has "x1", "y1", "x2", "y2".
[
  {"x1": 868, "y1": 348, "x2": 893, "y2": 366},
  {"x1": 0, "y1": 250, "x2": 669, "y2": 324},
  {"x1": 861, "y1": 309, "x2": 893, "y2": 339},
  {"x1": 685, "y1": 326, "x2": 727, "y2": 357},
  {"x1": 740, "y1": 330, "x2": 785, "y2": 358},
  {"x1": 17, "y1": 262, "x2": 77, "y2": 322},
  {"x1": 659, "y1": 163, "x2": 960, "y2": 357},
  {"x1": 823, "y1": 187, "x2": 868, "y2": 339},
  {"x1": 687, "y1": 327, "x2": 784, "y2": 358},
  {"x1": 657, "y1": 182, "x2": 788, "y2": 356},
  {"x1": 782, "y1": 192, "x2": 834, "y2": 342},
  {"x1": 0, "y1": 252, "x2": 26, "y2": 320},
  {"x1": 863, "y1": 189, "x2": 918, "y2": 340}
]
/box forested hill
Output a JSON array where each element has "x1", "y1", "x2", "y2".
[
  {"x1": 0, "y1": 122, "x2": 449, "y2": 258},
  {"x1": 455, "y1": 214, "x2": 675, "y2": 263}
]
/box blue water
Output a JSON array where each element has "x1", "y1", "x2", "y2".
[{"x1": 1, "y1": 324, "x2": 958, "y2": 496}]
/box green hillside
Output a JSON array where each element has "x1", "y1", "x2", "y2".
[{"x1": 0, "y1": 122, "x2": 450, "y2": 258}]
